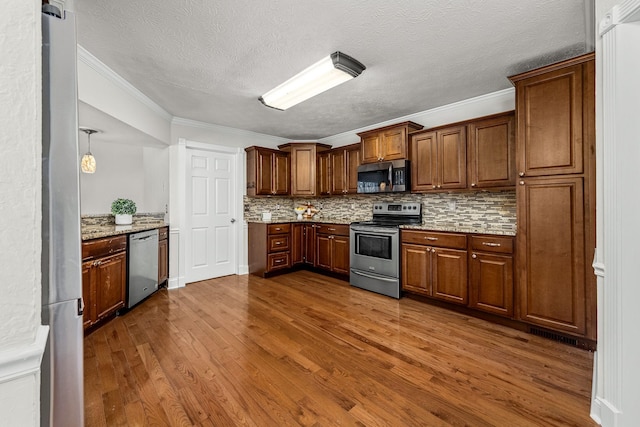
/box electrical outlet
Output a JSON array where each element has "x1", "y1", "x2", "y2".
[
  {"x1": 448, "y1": 200, "x2": 456, "y2": 211},
  {"x1": 275, "y1": 204, "x2": 280, "y2": 210}
]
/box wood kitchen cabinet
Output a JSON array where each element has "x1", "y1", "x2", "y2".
[
  {"x1": 278, "y1": 142, "x2": 331, "y2": 196},
  {"x1": 401, "y1": 230, "x2": 468, "y2": 304},
  {"x1": 245, "y1": 146, "x2": 290, "y2": 196},
  {"x1": 467, "y1": 112, "x2": 516, "y2": 189},
  {"x1": 468, "y1": 235, "x2": 514, "y2": 317},
  {"x1": 411, "y1": 125, "x2": 467, "y2": 192},
  {"x1": 509, "y1": 53, "x2": 595, "y2": 339},
  {"x1": 358, "y1": 122, "x2": 423, "y2": 164},
  {"x1": 82, "y1": 235, "x2": 127, "y2": 331},
  {"x1": 248, "y1": 222, "x2": 291, "y2": 277},
  {"x1": 158, "y1": 226, "x2": 169, "y2": 285},
  {"x1": 315, "y1": 223, "x2": 350, "y2": 275},
  {"x1": 331, "y1": 143, "x2": 361, "y2": 194},
  {"x1": 292, "y1": 223, "x2": 316, "y2": 266},
  {"x1": 317, "y1": 151, "x2": 331, "y2": 196}
]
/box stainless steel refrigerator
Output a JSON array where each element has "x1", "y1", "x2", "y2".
[{"x1": 41, "y1": 4, "x2": 84, "y2": 426}]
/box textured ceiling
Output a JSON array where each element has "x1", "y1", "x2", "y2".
[{"x1": 74, "y1": 0, "x2": 592, "y2": 140}]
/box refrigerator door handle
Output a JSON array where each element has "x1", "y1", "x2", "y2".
[{"x1": 77, "y1": 298, "x2": 84, "y2": 316}]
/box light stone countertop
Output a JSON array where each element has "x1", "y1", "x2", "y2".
[{"x1": 81, "y1": 221, "x2": 168, "y2": 241}]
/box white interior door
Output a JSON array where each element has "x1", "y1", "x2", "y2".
[{"x1": 185, "y1": 147, "x2": 237, "y2": 283}]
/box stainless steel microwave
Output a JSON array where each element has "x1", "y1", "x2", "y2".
[{"x1": 356, "y1": 159, "x2": 410, "y2": 193}]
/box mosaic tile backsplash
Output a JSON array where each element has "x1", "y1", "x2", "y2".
[{"x1": 244, "y1": 191, "x2": 516, "y2": 234}]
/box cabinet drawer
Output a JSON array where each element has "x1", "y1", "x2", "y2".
[
  {"x1": 267, "y1": 223, "x2": 290, "y2": 234},
  {"x1": 267, "y1": 252, "x2": 290, "y2": 271},
  {"x1": 159, "y1": 226, "x2": 169, "y2": 241},
  {"x1": 82, "y1": 235, "x2": 127, "y2": 260},
  {"x1": 268, "y1": 235, "x2": 290, "y2": 252},
  {"x1": 401, "y1": 230, "x2": 466, "y2": 249},
  {"x1": 470, "y1": 235, "x2": 514, "y2": 254},
  {"x1": 315, "y1": 223, "x2": 349, "y2": 236}
]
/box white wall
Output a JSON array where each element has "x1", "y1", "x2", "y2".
[
  {"x1": 171, "y1": 117, "x2": 288, "y2": 149},
  {"x1": 0, "y1": 0, "x2": 46, "y2": 425},
  {"x1": 80, "y1": 140, "x2": 169, "y2": 215}
]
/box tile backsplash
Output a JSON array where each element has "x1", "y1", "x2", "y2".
[
  {"x1": 81, "y1": 212, "x2": 166, "y2": 227},
  {"x1": 244, "y1": 191, "x2": 516, "y2": 233}
]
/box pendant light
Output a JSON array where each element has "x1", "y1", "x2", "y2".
[{"x1": 80, "y1": 127, "x2": 98, "y2": 174}]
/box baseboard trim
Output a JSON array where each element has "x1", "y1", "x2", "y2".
[
  {"x1": 167, "y1": 276, "x2": 185, "y2": 289},
  {"x1": 0, "y1": 325, "x2": 49, "y2": 384}
]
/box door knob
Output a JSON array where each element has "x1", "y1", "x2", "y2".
[{"x1": 230, "y1": 218, "x2": 236, "y2": 223}]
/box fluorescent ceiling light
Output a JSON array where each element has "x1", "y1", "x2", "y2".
[{"x1": 260, "y1": 51, "x2": 366, "y2": 110}]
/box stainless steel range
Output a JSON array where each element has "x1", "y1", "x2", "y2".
[{"x1": 350, "y1": 202, "x2": 422, "y2": 298}]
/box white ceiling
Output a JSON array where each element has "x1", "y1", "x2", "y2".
[{"x1": 73, "y1": 0, "x2": 594, "y2": 140}]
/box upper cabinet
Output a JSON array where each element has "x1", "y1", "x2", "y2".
[
  {"x1": 358, "y1": 122, "x2": 423, "y2": 164},
  {"x1": 510, "y1": 61, "x2": 586, "y2": 178},
  {"x1": 331, "y1": 143, "x2": 361, "y2": 195},
  {"x1": 410, "y1": 125, "x2": 467, "y2": 191},
  {"x1": 468, "y1": 112, "x2": 516, "y2": 188},
  {"x1": 279, "y1": 143, "x2": 331, "y2": 196},
  {"x1": 245, "y1": 146, "x2": 290, "y2": 196}
]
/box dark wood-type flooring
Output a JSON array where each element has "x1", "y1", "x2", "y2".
[{"x1": 84, "y1": 270, "x2": 597, "y2": 426}]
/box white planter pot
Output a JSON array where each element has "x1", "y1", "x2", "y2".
[{"x1": 115, "y1": 214, "x2": 133, "y2": 225}]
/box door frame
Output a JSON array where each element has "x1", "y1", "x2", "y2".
[{"x1": 170, "y1": 138, "x2": 246, "y2": 288}]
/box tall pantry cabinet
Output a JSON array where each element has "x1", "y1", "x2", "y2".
[{"x1": 509, "y1": 53, "x2": 596, "y2": 340}]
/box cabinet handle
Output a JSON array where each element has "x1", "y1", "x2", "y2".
[
  {"x1": 328, "y1": 228, "x2": 336, "y2": 231},
  {"x1": 275, "y1": 227, "x2": 281, "y2": 231},
  {"x1": 471, "y1": 183, "x2": 476, "y2": 187},
  {"x1": 519, "y1": 172, "x2": 525, "y2": 177},
  {"x1": 519, "y1": 180, "x2": 525, "y2": 185},
  {"x1": 437, "y1": 185, "x2": 442, "y2": 189},
  {"x1": 472, "y1": 253, "x2": 477, "y2": 259},
  {"x1": 425, "y1": 237, "x2": 438, "y2": 241},
  {"x1": 275, "y1": 242, "x2": 282, "y2": 245},
  {"x1": 482, "y1": 242, "x2": 501, "y2": 247},
  {"x1": 274, "y1": 259, "x2": 283, "y2": 263},
  {"x1": 432, "y1": 248, "x2": 436, "y2": 253},
  {"x1": 432, "y1": 185, "x2": 437, "y2": 189}
]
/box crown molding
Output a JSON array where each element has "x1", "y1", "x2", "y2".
[
  {"x1": 600, "y1": 0, "x2": 640, "y2": 35},
  {"x1": 77, "y1": 45, "x2": 173, "y2": 121},
  {"x1": 319, "y1": 87, "x2": 515, "y2": 144},
  {"x1": 171, "y1": 117, "x2": 289, "y2": 144}
]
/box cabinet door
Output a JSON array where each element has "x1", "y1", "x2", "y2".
[
  {"x1": 291, "y1": 145, "x2": 317, "y2": 196},
  {"x1": 517, "y1": 176, "x2": 585, "y2": 334},
  {"x1": 82, "y1": 260, "x2": 94, "y2": 329},
  {"x1": 317, "y1": 152, "x2": 331, "y2": 196},
  {"x1": 95, "y1": 252, "x2": 126, "y2": 320},
  {"x1": 304, "y1": 225, "x2": 316, "y2": 266},
  {"x1": 431, "y1": 247, "x2": 468, "y2": 304},
  {"x1": 158, "y1": 238, "x2": 168, "y2": 284},
  {"x1": 438, "y1": 126, "x2": 467, "y2": 190},
  {"x1": 410, "y1": 131, "x2": 438, "y2": 191},
  {"x1": 468, "y1": 114, "x2": 515, "y2": 188},
  {"x1": 401, "y1": 244, "x2": 431, "y2": 295},
  {"x1": 332, "y1": 235, "x2": 350, "y2": 274},
  {"x1": 380, "y1": 127, "x2": 407, "y2": 161},
  {"x1": 315, "y1": 234, "x2": 332, "y2": 270},
  {"x1": 330, "y1": 150, "x2": 346, "y2": 194},
  {"x1": 272, "y1": 151, "x2": 290, "y2": 195},
  {"x1": 345, "y1": 145, "x2": 361, "y2": 194},
  {"x1": 469, "y1": 252, "x2": 514, "y2": 317},
  {"x1": 515, "y1": 64, "x2": 584, "y2": 177},
  {"x1": 291, "y1": 224, "x2": 304, "y2": 265},
  {"x1": 256, "y1": 149, "x2": 274, "y2": 195},
  {"x1": 361, "y1": 133, "x2": 380, "y2": 164}
]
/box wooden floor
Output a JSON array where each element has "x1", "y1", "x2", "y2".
[{"x1": 84, "y1": 270, "x2": 597, "y2": 426}]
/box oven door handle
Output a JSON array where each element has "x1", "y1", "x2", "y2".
[
  {"x1": 351, "y1": 270, "x2": 399, "y2": 283},
  {"x1": 350, "y1": 227, "x2": 398, "y2": 235}
]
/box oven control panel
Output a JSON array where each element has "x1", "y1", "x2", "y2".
[{"x1": 372, "y1": 202, "x2": 421, "y2": 215}]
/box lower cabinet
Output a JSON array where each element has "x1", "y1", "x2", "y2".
[
  {"x1": 81, "y1": 235, "x2": 127, "y2": 330},
  {"x1": 401, "y1": 230, "x2": 468, "y2": 304},
  {"x1": 314, "y1": 224, "x2": 350, "y2": 275},
  {"x1": 248, "y1": 222, "x2": 291, "y2": 277},
  {"x1": 158, "y1": 226, "x2": 169, "y2": 285},
  {"x1": 292, "y1": 223, "x2": 316, "y2": 266},
  {"x1": 468, "y1": 235, "x2": 514, "y2": 317}
]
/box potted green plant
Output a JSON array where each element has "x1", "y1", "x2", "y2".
[{"x1": 111, "y1": 198, "x2": 137, "y2": 225}]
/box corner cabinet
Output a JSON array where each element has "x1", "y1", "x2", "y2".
[
  {"x1": 81, "y1": 235, "x2": 127, "y2": 331},
  {"x1": 278, "y1": 143, "x2": 331, "y2": 196},
  {"x1": 358, "y1": 122, "x2": 423, "y2": 164},
  {"x1": 245, "y1": 146, "x2": 290, "y2": 196},
  {"x1": 509, "y1": 53, "x2": 595, "y2": 339}
]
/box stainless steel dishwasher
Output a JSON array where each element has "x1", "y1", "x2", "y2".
[{"x1": 127, "y1": 229, "x2": 159, "y2": 308}]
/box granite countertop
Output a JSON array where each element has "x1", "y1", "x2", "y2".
[
  {"x1": 82, "y1": 221, "x2": 168, "y2": 241},
  {"x1": 400, "y1": 224, "x2": 516, "y2": 236},
  {"x1": 246, "y1": 218, "x2": 516, "y2": 236}
]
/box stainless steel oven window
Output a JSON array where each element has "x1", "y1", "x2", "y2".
[{"x1": 355, "y1": 232, "x2": 392, "y2": 259}]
